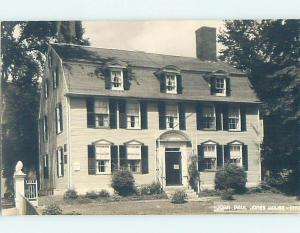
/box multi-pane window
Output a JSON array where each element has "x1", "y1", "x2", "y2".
[
  {"x1": 53, "y1": 68, "x2": 58, "y2": 89},
  {"x1": 57, "y1": 148, "x2": 64, "y2": 177},
  {"x1": 228, "y1": 107, "x2": 240, "y2": 130},
  {"x1": 203, "y1": 144, "x2": 217, "y2": 170},
  {"x1": 229, "y1": 144, "x2": 242, "y2": 166},
  {"x1": 201, "y1": 105, "x2": 215, "y2": 129},
  {"x1": 111, "y1": 70, "x2": 123, "y2": 90},
  {"x1": 95, "y1": 145, "x2": 111, "y2": 174},
  {"x1": 165, "y1": 74, "x2": 177, "y2": 94},
  {"x1": 166, "y1": 104, "x2": 178, "y2": 129},
  {"x1": 95, "y1": 100, "x2": 110, "y2": 127},
  {"x1": 127, "y1": 145, "x2": 141, "y2": 173},
  {"x1": 43, "y1": 116, "x2": 48, "y2": 142},
  {"x1": 215, "y1": 77, "x2": 226, "y2": 95},
  {"x1": 127, "y1": 102, "x2": 140, "y2": 129},
  {"x1": 56, "y1": 104, "x2": 63, "y2": 134}
]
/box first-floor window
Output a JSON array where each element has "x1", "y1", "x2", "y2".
[
  {"x1": 127, "y1": 102, "x2": 140, "y2": 129},
  {"x1": 229, "y1": 144, "x2": 242, "y2": 166},
  {"x1": 228, "y1": 107, "x2": 240, "y2": 130},
  {"x1": 95, "y1": 144, "x2": 111, "y2": 174},
  {"x1": 203, "y1": 143, "x2": 217, "y2": 170},
  {"x1": 203, "y1": 158, "x2": 216, "y2": 170},
  {"x1": 166, "y1": 104, "x2": 178, "y2": 129},
  {"x1": 96, "y1": 160, "x2": 109, "y2": 173},
  {"x1": 127, "y1": 144, "x2": 141, "y2": 173},
  {"x1": 43, "y1": 154, "x2": 49, "y2": 179},
  {"x1": 128, "y1": 160, "x2": 141, "y2": 173},
  {"x1": 57, "y1": 148, "x2": 64, "y2": 177}
]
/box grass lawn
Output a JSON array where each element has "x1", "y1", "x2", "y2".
[{"x1": 38, "y1": 191, "x2": 300, "y2": 215}]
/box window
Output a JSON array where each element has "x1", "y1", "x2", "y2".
[
  {"x1": 53, "y1": 68, "x2": 58, "y2": 89},
  {"x1": 95, "y1": 100, "x2": 110, "y2": 127},
  {"x1": 111, "y1": 70, "x2": 123, "y2": 90},
  {"x1": 95, "y1": 145, "x2": 111, "y2": 174},
  {"x1": 127, "y1": 102, "x2": 140, "y2": 129},
  {"x1": 44, "y1": 79, "x2": 49, "y2": 99},
  {"x1": 127, "y1": 145, "x2": 141, "y2": 173},
  {"x1": 228, "y1": 107, "x2": 240, "y2": 131},
  {"x1": 200, "y1": 105, "x2": 216, "y2": 129},
  {"x1": 215, "y1": 77, "x2": 226, "y2": 95},
  {"x1": 56, "y1": 103, "x2": 63, "y2": 134},
  {"x1": 229, "y1": 144, "x2": 242, "y2": 166},
  {"x1": 43, "y1": 116, "x2": 48, "y2": 142},
  {"x1": 57, "y1": 148, "x2": 64, "y2": 177},
  {"x1": 165, "y1": 73, "x2": 177, "y2": 94},
  {"x1": 43, "y1": 154, "x2": 49, "y2": 179},
  {"x1": 166, "y1": 104, "x2": 178, "y2": 129},
  {"x1": 203, "y1": 143, "x2": 217, "y2": 170}
]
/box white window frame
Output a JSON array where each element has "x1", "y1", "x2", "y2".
[
  {"x1": 111, "y1": 69, "x2": 124, "y2": 90},
  {"x1": 165, "y1": 104, "x2": 179, "y2": 130},
  {"x1": 165, "y1": 73, "x2": 177, "y2": 94},
  {"x1": 56, "y1": 104, "x2": 62, "y2": 134},
  {"x1": 202, "y1": 142, "x2": 217, "y2": 170},
  {"x1": 228, "y1": 106, "x2": 241, "y2": 131},
  {"x1": 57, "y1": 148, "x2": 64, "y2": 177},
  {"x1": 201, "y1": 105, "x2": 216, "y2": 129},
  {"x1": 215, "y1": 77, "x2": 226, "y2": 96},
  {"x1": 229, "y1": 143, "x2": 242, "y2": 166},
  {"x1": 44, "y1": 79, "x2": 48, "y2": 99},
  {"x1": 43, "y1": 116, "x2": 48, "y2": 142},
  {"x1": 94, "y1": 99, "x2": 110, "y2": 128},
  {"x1": 126, "y1": 101, "x2": 141, "y2": 129},
  {"x1": 126, "y1": 143, "x2": 142, "y2": 173},
  {"x1": 95, "y1": 144, "x2": 111, "y2": 174}
]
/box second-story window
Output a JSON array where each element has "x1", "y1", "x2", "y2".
[
  {"x1": 44, "y1": 79, "x2": 49, "y2": 99},
  {"x1": 166, "y1": 104, "x2": 178, "y2": 129},
  {"x1": 111, "y1": 70, "x2": 123, "y2": 90},
  {"x1": 56, "y1": 103, "x2": 63, "y2": 134},
  {"x1": 165, "y1": 73, "x2": 177, "y2": 94},
  {"x1": 53, "y1": 67, "x2": 59, "y2": 89},
  {"x1": 126, "y1": 102, "x2": 140, "y2": 129},
  {"x1": 43, "y1": 116, "x2": 48, "y2": 142},
  {"x1": 95, "y1": 100, "x2": 110, "y2": 127},
  {"x1": 200, "y1": 105, "x2": 216, "y2": 129},
  {"x1": 228, "y1": 107, "x2": 240, "y2": 131}
]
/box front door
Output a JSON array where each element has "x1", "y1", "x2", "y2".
[{"x1": 165, "y1": 148, "x2": 182, "y2": 186}]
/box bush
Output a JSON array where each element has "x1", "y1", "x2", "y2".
[
  {"x1": 188, "y1": 156, "x2": 199, "y2": 192},
  {"x1": 42, "y1": 204, "x2": 63, "y2": 215},
  {"x1": 98, "y1": 189, "x2": 110, "y2": 198},
  {"x1": 221, "y1": 188, "x2": 234, "y2": 200},
  {"x1": 85, "y1": 191, "x2": 98, "y2": 199},
  {"x1": 111, "y1": 170, "x2": 135, "y2": 196},
  {"x1": 140, "y1": 182, "x2": 162, "y2": 195},
  {"x1": 4, "y1": 191, "x2": 14, "y2": 199},
  {"x1": 64, "y1": 189, "x2": 78, "y2": 200},
  {"x1": 171, "y1": 190, "x2": 188, "y2": 204},
  {"x1": 215, "y1": 164, "x2": 247, "y2": 194}
]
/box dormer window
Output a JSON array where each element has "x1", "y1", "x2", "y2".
[
  {"x1": 165, "y1": 73, "x2": 177, "y2": 94},
  {"x1": 158, "y1": 65, "x2": 183, "y2": 94},
  {"x1": 215, "y1": 77, "x2": 226, "y2": 95},
  {"x1": 210, "y1": 71, "x2": 231, "y2": 96},
  {"x1": 111, "y1": 70, "x2": 123, "y2": 90}
]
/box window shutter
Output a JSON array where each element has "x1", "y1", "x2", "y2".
[
  {"x1": 88, "y1": 145, "x2": 96, "y2": 175},
  {"x1": 197, "y1": 145, "x2": 204, "y2": 171},
  {"x1": 55, "y1": 106, "x2": 59, "y2": 134},
  {"x1": 119, "y1": 99, "x2": 127, "y2": 128},
  {"x1": 59, "y1": 104, "x2": 63, "y2": 132},
  {"x1": 216, "y1": 105, "x2": 222, "y2": 130},
  {"x1": 141, "y1": 145, "x2": 149, "y2": 174},
  {"x1": 241, "y1": 106, "x2": 247, "y2": 131},
  {"x1": 111, "y1": 145, "x2": 119, "y2": 172},
  {"x1": 176, "y1": 74, "x2": 183, "y2": 94},
  {"x1": 196, "y1": 104, "x2": 203, "y2": 130},
  {"x1": 60, "y1": 148, "x2": 64, "y2": 176},
  {"x1": 104, "y1": 69, "x2": 111, "y2": 90},
  {"x1": 226, "y1": 78, "x2": 231, "y2": 96},
  {"x1": 140, "y1": 101, "x2": 148, "y2": 129},
  {"x1": 224, "y1": 145, "x2": 230, "y2": 164},
  {"x1": 223, "y1": 106, "x2": 229, "y2": 131},
  {"x1": 109, "y1": 99, "x2": 117, "y2": 129},
  {"x1": 45, "y1": 79, "x2": 49, "y2": 98},
  {"x1": 242, "y1": 145, "x2": 248, "y2": 171},
  {"x1": 86, "y1": 98, "x2": 95, "y2": 128},
  {"x1": 123, "y1": 69, "x2": 130, "y2": 90},
  {"x1": 178, "y1": 103, "x2": 186, "y2": 130},
  {"x1": 217, "y1": 144, "x2": 223, "y2": 168},
  {"x1": 160, "y1": 73, "x2": 166, "y2": 93},
  {"x1": 56, "y1": 150, "x2": 59, "y2": 177},
  {"x1": 158, "y1": 102, "x2": 166, "y2": 130},
  {"x1": 210, "y1": 76, "x2": 216, "y2": 95},
  {"x1": 119, "y1": 145, "x2": 127, "y2": 169}
]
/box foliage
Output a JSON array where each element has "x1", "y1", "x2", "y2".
[
  {"x1": 218, "y1": 19, "x2": 300, "y2": 193},
  {"x1": 42, "y1": 203, "x2": 63, "y2": 215},
  {"x1": 139, "y1": 182, "x2": 162, "y2": 195},
  {"x1": 171, "y1": 190, "x2": 188, "y2": 204},
  {"x1": 64, "y1": 189, "x2": 78, "y2": 200},
  {"x1": 85, "y1": 191, "x2": 98, "y2": 199},
  {"x1": 215, "y1": 164, "x2": 247, "y2": 193},
  {"x1": 98, "y1": 189, "x2": 110, "y2": 198},
  {"x1": 111, "y1": 170, "x2": 136, "y2": 196},
  {"x1": 3, "y1": 191, "x2": 14, "y2": 199},
  {"x1": 1, "y1": 21, "x2": 89, "y2": 183},
  {"x1": 188, "y1": 155, "x2": 199, "y2": 192},
  {"x1": 221, "y1": 188, "x2": 234, "y2": 201}
]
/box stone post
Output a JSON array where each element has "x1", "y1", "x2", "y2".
[{"x1": 14, "y1": 161, "x2": 26, "y2": 215}]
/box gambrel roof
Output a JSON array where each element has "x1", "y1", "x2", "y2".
[{"x1": 50, "y1": 43, "x2": 261, "y2": 103}]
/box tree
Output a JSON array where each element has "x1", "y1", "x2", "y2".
[
  {"x1": 1, "y1": 21, "x2": 89, "y2": 189},
  {"x1": 218, "y1": 20, "x2": 300, "y2": 193}
]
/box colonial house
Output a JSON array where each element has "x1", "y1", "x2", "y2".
[{"x1": 38, "y1": 26, "x2": 264, "y2": 195}]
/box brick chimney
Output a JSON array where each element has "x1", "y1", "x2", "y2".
[{"x1": 195, "y1": 27, "x2": 217, "y2": 61}]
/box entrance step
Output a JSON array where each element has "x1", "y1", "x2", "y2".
[{"x1": 164, "y1": 186, "x2": 199, "y2": 201}]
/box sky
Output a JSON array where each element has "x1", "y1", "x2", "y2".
[{"x1": 82, "y1": 20, "x2": 225, "y2": 58}]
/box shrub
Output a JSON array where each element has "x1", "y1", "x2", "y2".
[
  {"x1": 188, "y1": 156, "x2": 200, "y2": 192},
  {"x1": 64, "y1": 189, "x2": 78, "y2": 200},
  {"x1": 85, "y1": 191, "x2": 98, "y2": 199},
  {"x1": 221, "y1": 188, "x2": 234, "y2": 200},
  {"x1": 171, "y1": 190, "x2": 188, "y2": 204},
  {"x1": 140, "y1": 182, "x2": 162, "y2": 195},
  {"x1": 98, "y1": 189, "x2": 110, "y2": 198},
  {"x1": 4, "y1": 191, "x2": 14, "y2": 199},
  {"x1": 215, "y1": 164, "x2": 247, "y2": 194},
  {"x1": 42, "y1": 204, "x2": 63, "y2": 215},
  {"x1": 111, "y1": 170, "x2": 135, "y2": 196}
]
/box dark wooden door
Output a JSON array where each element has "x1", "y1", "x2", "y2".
[{"x1": 165, "y1": 151, "x2": 182, "y2": 185}]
